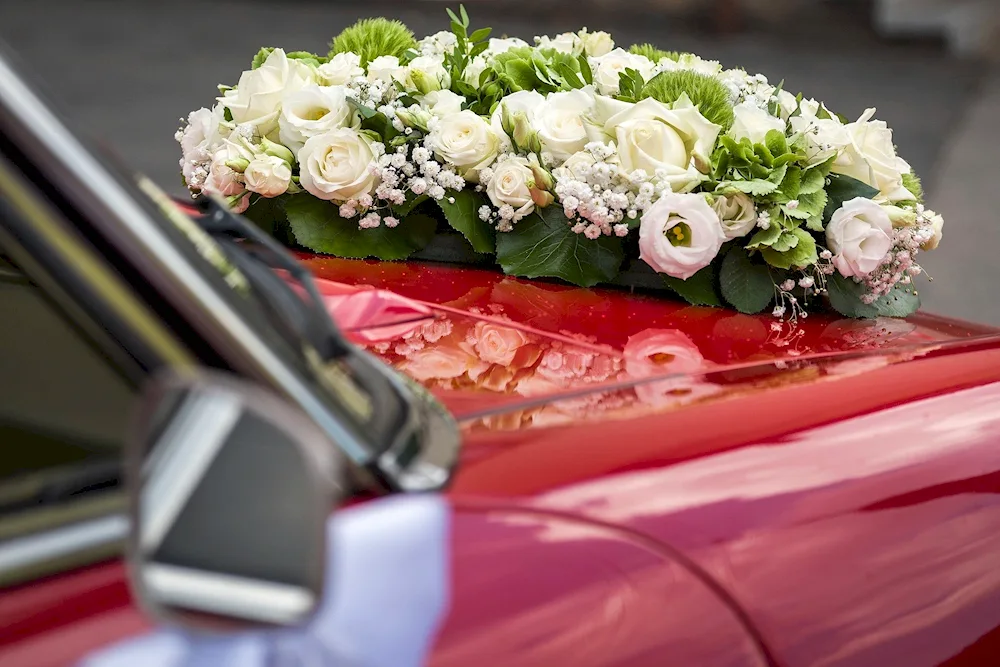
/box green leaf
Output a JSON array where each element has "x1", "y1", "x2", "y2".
[
  {"x1": 827, "y1": 275, "x2": 921, "y2": 318},
  {"x1": 799, "y1": 167, "x2": 826, "y2": 195},
  {"x1": 770, "y1": 231, "x2": 800, "y2": 253},
  {"x1": 777, "y1": 166, "x2": 802, "y2": 201},
  {"x1": 663, "y1": 266, "x2": 722, "y2": 307},
  {"x1": 469, "y1": 27, "x2": 491, "y2": 42},
  {"x1": 823, "y1": 173, "x2": 880, "y2": 223},
  {"x1": 242, "y1": 195, "x2": 285, "y2": 235},
  {"x1": 578, "y1": 54, "x2": 593, "y2": 85},
  {"x1": 720, "y1": 247, "x2": 774, "y2": 314},
  {"x1": 251, "y1": 47, "x2": 275, "y2": 69},
  {"x1": 798, "y1": 190, "x2": 828, "y2": 231},
  {"x1": 873, "y1": 285, "x2": 921, "y2": 318},
  {"x1": 436, "y1": 189, "x2": 496, "y2": 253},
  {"x1": 393, "y1": 193, "x2": 428, "y2": 217},
  {"x1": 286, "y1": 195, "x2": 436, "y2": 259},
  {"x1": 761, "y1": 228, "x2": 817, "y2": 269},
  {"x1": 724, "y1": 179, "x2": 778, "y2": 196},
  {"x1": 496, "y1": 207, "x2": 624, "y2": 287},
  {"x1": 747, "y1": 223, "x2": 782, "y2": 248},
  {"x1": 765, "y1": 129, "x2": 789, "y2": 158}
]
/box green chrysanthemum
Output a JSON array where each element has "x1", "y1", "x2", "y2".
[
  {"x1": 640, "y1": 70, "x2": 735, "y2": 129},
  {"x1": 628, "y1": 44, "x2": 683, "y2": 63},
  {"x1": 329, "y1": 18, "x2": 417, "y2": 66},
  {"x1": 902, "y1": 171, "x2": 924, "y2": 203}
]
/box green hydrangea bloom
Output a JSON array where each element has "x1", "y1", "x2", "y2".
[
  {"x1": 640, "y1": 70, "x2": 735, "y2": 129},
  {"x1": 329, "y1": 18, "x2": 416, "y2": 66}
]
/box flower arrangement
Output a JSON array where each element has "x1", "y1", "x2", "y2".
[{"x1": 177, "y1": 8, "x2": 944, "y2": 320}]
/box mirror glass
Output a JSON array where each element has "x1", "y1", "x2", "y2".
[{"x1": 129, "y1": 372, "x2": 342, "y2": 629}]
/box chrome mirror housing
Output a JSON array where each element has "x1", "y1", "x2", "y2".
[{"x1": 126, "y1": 370, "x2": 345, "y2": 631}]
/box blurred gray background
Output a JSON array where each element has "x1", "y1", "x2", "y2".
[{"x1": 0, "y1": 0, "x2": 997, "y2": 323}]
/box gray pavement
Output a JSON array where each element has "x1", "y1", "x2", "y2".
[{"x1": 0, "y1": 0, "x2": 993, "y2": 322}]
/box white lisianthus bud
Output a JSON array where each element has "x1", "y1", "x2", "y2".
[
  {"x1": 825, "y1": 197, "x2": 893, "y2": 277},
  {"x1": 486, "y1": 156, "x2": 536, "y2": 222},
  {"x1": 426, "y1": 110, "x2": 501, "y2": 180},
  {"x1": 882, "y1": 204, "x2": 917, "y2": 228},
  {"x1": 422, "y1": 89, "x2": 466, "y2": 117},
  {"x1": 578, "y1": 29, "x2": 614, "y2": 57},
  {"x1": 398, "y1": 55, "x2": 451, "y2": 95},
  {"x1": 730, "y1": 102, "x2": 786, "y2": 145},
  {"x1": 218, "y1": 49, "x2": 314, "y2": 139},
  {"x1": 589, "y1": 49, "x2": 654, "y2": 95},
  {"x1": 278, "y1": 84, "x2": 358, "y2": 153},
  {"x1": 639, "y1": 193, "x2": 726, "y2": 279},
  {"x1": 367, "y1": 55, "x2": 405, "y2": 83},
  {"x1": 533, "y1": 89, "x2": 595, "y2": 164},
  {"x1": 712, "y1": 193, "x2": 757, "y2": 239},
  {"x1": 462, "y1": 56, "x2": 489, "y2": 87},
  {"x1": 259, "y1": 137, "x2": 295, "y2": 165},
  {"x1": 490, "y1": 90, "x2": 544, "y2": 152},
  {"x1": 298, "y1": 128, "x2": 379, "y2": 202},
  {"x1": 244, "y1": 155, "x2": 292, "y2": 198},
  {"x1": 316, "y1": 52, "x2": 364, "y2": 85}
]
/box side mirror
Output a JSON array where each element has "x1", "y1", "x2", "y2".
[{"x1": 125, "y1": 370, "x2": 345, "y2": 631}]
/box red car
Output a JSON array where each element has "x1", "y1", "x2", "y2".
[{"x1": 3, "y1": 47, "x2": 1000, "y2": 667}]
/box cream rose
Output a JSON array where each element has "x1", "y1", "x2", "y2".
[
  {"x1": 316, "y1": 52, "x2": 364, "y2": 85},
  {"x1": 298, "y1": 128, "x2": 378, "y2": 202},
  {"x1": 601, "y1": 96, "x2": 721, "y2": 192},
  {"x1": 486, "y1": 37, "x2": 529, "y2": 54},
  {"x1": 639, "y1": 193, "x2": 726, "y2": 279},
  {"x1": 278, "y1": 84, "x2": 358, "y2": 153},
  {"x1": 485, "y1": 156, "x2": 536, "y2": 222},
  {"x1": 536, "y1": 32, "x2": 581, "y2": 55},
  {"x1": 712, "y1": 193, "x2": 757, "y2": 239},
  {"x1": 922, "y1": 212, "x2": 944, "y2": 251},
  {"x1": 244, "y1": 155, "x2": 292, "y2": 198},
  {"x1": 473, "y1": 321, "x2": 530, "y2": 366},
  {"x1": 555, "y1": 150, "x2": 599, "y2": 181},
  {"x1": 426, "y1": 110, "x2": 500, "y2": 178},
  {"x1": 831, "y1": 108, "x2": 914, "y2": 203},
  {"x1": 578, "y1": 29, "x2": 614, "y2": 57},
  {"x1": 730, "y1": 102, "x2": 786, "y2": 145},
  {"x1": 367, "y1": 55, "x2": 405, "y2": 83},
  {"x1": 219, "y1": 49, "x2": 314, "y2": 138},
  {"x1": 825, "y1": 197, "x2": 893, "y2": 278},
  {"x1": 534, "y1": 89, "x2": 595, "y2": 164},
  {"x1": 590, "y1": 48, "x2": 654, "y2": 95},
  {"x1": 422, "y1": 89, "x2": 465, "y2": 117}
]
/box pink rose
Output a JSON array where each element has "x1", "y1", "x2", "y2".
[{"x1": 473, "y1": 321, "x2": 530, "y2": 366}]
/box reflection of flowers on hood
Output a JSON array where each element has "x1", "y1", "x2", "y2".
[{"x1": 624, "y1": 329, "x2": 718, "y2": 407}]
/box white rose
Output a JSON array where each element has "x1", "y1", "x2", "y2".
[
  {"x1": 244, "y1": 155, "x2": 292, "y2": 198},
  {"x1": 462, "y1": 56, "x2": 489, "y2": 87},
  {"x1": 298, "y1": 128, "x2": 378, "y2": 202},
  {"x1": 316, "y1": 52, "x2": 364, "y2": 85},
  {"x1": 422, "y1": 89, "x2": 466, "y2": 117},
  {"x1": 203, "y1": 141, "x2": 253, "y2": 213},
  {"x1": 490, "y1": 90, "x2": 544, "y2": 148},
  {"x1": 601, "y1": 95, "x2": 721, "y2": 192},
  {"x1": 790, "y1": 113, "x2": 846, "y2": 165},
  {"x1": 534, "y1": 89, "x2": 595, "y2": 164},
  {"x1": 278, "y1": 84, "x2": 358, "y2": 153},
  {"x1": 427, "y1": 110, "x2": 501, "y2": 178},
  {"x1": 219, "y1": 49, "x2": 314, "y2": 138},
  {"x1": 730, "y1": 102, "x2": 786, "y2": 145},
  {"x1": 487, "y1": 37, "x2": 529, "y2": 54},
  {"x1": 922, "y1": 212, "x2": 944, "y2": 251},
  {"x1": 775, "y1": 90, "x2": 821, "y2": 121},
  {"x1": 397, "y1": 55, "x2": 451, "y2": 94},
  {"x1": 639, "y1": 193, "x2": 726, "y2": 279},
  {"x1": 831, "y1": 108, "x2": 914, "y2": 203},
  {"x1": 590, "y1": 48, "x2": 654, "y2": 95},
  {"x1": 367, "y1": 55, "x2": 405, "y2": 83},
  {"x1": 486, "y1": 156, "x2": 535, "y2": 222},
  {"x1": 536, "y1": 32, "x2": 581, "y2": 55},
  {"x1": 554, "y1": 150, "x2": 598, "y2": 181},
  {"x1": 674, "y1": 53, "x2": 724, "y2": 77},
  {"x1": 712, "y1": 193, "x2": 757, "y2": 239},
  {"x1": 578, "y1": 29, "x2": 614, "y2": 57},
  {"x1": 417, "y1": 31, "x2": 459, "y2": 56},
  {"x1": 825, "y1": 197, "x2": 893, "y2": 278}
]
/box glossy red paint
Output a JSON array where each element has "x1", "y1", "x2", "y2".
[{"x1": 9, "y1": 255, "x2": 1000, "y2": 666}]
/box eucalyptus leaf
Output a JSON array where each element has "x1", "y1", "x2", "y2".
[
  {"x1": 286, "y1": 195, "x2": 436, "y2": 259},
  {"x1": 496, "y1": 207, "x2": 624, "y2": 287},
  {"x1": 720, "y1": 247, "x2": 774, "y2": 314}
]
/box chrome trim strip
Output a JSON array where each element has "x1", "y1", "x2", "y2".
[
  {"x1": 144, "y1": 563, "x2": 313, "y2": 624},
  {"x1": 0, "y1": 513, "x2": 128, "y2": 573}
]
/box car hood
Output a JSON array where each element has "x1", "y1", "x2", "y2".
[{"x1": 302, "y1": 255, "x2": 1000, "y2": 419}]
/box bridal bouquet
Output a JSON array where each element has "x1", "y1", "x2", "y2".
[{"x1": 177, "y1": 7, "x2": 944, "y2": 320}]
